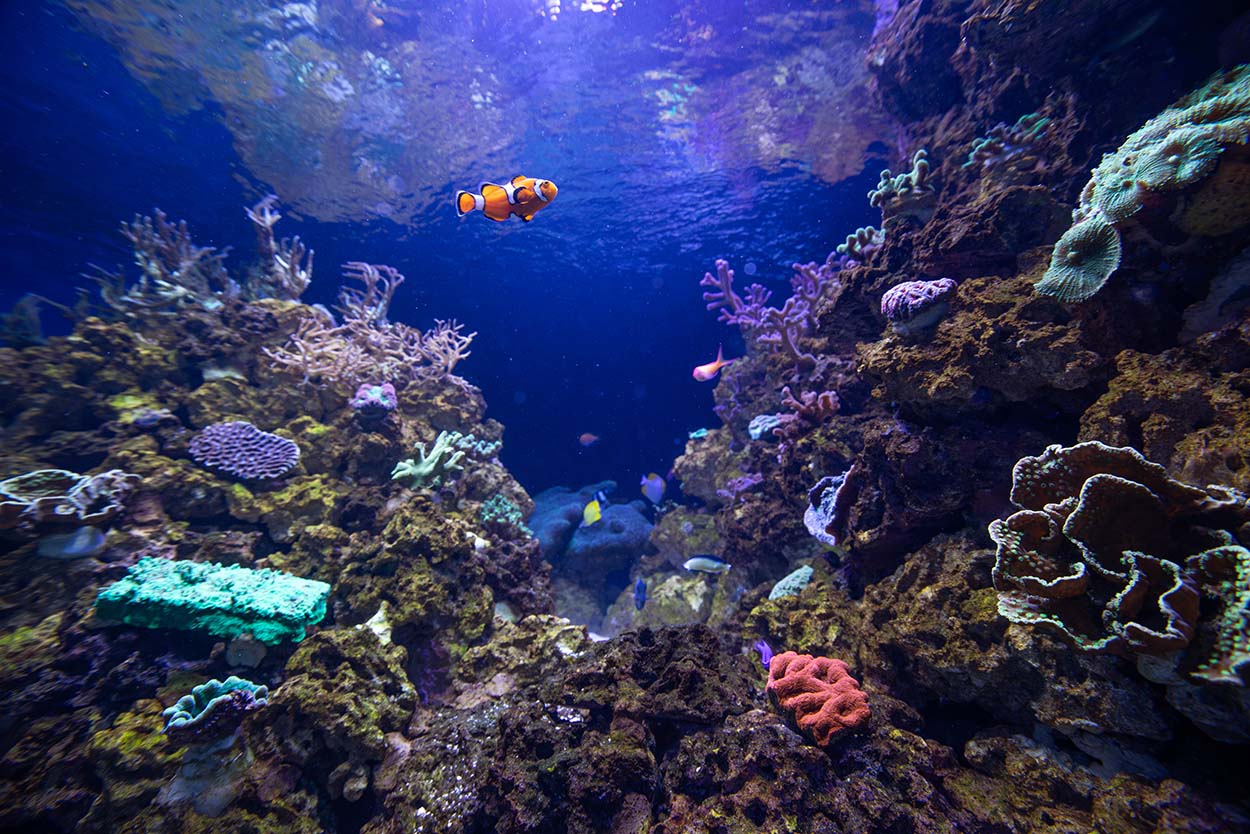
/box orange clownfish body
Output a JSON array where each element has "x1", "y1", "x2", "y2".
[{"x1": 456, "y1": 175, "x2": 558, "y2": 222}]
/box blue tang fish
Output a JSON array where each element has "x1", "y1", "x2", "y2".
[{"x1": 633, "y1": 577, "x2": 647, "y2": 611}]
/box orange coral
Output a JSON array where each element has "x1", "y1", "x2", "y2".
[{"x1": 765, "y1": 651, "x2": 870, "y2": 746}]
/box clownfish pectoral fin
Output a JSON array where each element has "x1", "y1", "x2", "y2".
[{"x1": 514, "y1": 186, "x2": 535, "y2": 202}]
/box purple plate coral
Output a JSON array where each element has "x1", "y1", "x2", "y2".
[{"x1": 188, "y1": 421, "x2": 301, "y2": 480}]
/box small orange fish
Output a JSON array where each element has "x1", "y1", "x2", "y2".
[
  {"x1": 578, "y1": 433, "x2": 600, "y2": 447},
  {"x1": 456, "y1": 175, "x2": 558, "y2": 223},
  {"x1": 692, "y1": 344, "x2": 734, "y2": 382}
]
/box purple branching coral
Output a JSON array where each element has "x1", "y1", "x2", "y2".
[
  {"x1": 773, "y1": 385, "x2": 840, "y2": 441},
  {"x1": 263, "y1": 262, "x2": 476, "y2": 392},
  {"x1": 91, "y1": 209, "x2": 238, "y2": 313},
  {"x1": 717, "y1": 472, "x2": 765, "y2": 505},
  {"x1": 189, "y1": 421, "x2": 301, "y2": 480},
  {"x1": 700, "y1": 258, "x2": 843, "y2": 374},
  {"x1": 245, "y1": 195, "x2": 313, "y2": 301}
]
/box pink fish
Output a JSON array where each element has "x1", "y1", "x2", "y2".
[
  {"x1": 578, "y1": 433, "x2": 600, "y2": 447},
  {"x1": 692, "y1": 345, "x2": 734, "y2": 382}
]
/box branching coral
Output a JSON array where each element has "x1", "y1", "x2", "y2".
[
  {"x1": 245, "y1": 195, "x2": 313, "y2": 301},
  {"x1": 93, "y1": 209, "x2": 237, "y2": 313},
  {"x1": 391, "y1": 431, "x2": 466, "y2": 489},
  {"x1": 263, "y1": 262, "x2": 476, "y2": 391},
  {"x1": 835, "y1": 226, "x2": 885, "y2": 264},
  {"x1": 869, "y1": 149, "x2": 936, "y2": 224},
  {"x1": 988, "y1": 441, "x2": 1250, "y2": 686},
  {"x1": 1037, "y1": 63, "x2": 1250, "y2": 301},
  {"x1": 698, "y1": 258, "x2": 842, "y2": 373},
  {"x1": 964, "y1": 113, "x2": 1051, "y2": 172},
  {"x1": 773, "y1": 385, "x2": 840, "y2": 440}
]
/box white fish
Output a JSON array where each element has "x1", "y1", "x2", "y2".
[{"x1": 683, "y1": 555, "x2": 731, "y2": 574}]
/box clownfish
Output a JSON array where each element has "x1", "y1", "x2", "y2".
[
  {"x1": 455, "y1": 175, "x2": 558, "y2": 222},
  {"x1": 692, "y1": 344, "x2": 735, "y2": 382}
]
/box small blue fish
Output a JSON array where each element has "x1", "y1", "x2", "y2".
[
  {"x1": 633, "y1": 577, "x2": 647, "y2": 611},
  {"x1": 753, "y1": 638, "x2": 774, "y2": 670}
]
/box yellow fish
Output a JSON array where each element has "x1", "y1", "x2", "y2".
[
  {"x1": 582, "y1": 498, "x2": 602, "y2": 527},
  {"x1": 456, "y1": 175, "x2": 558, "y2": 223}
]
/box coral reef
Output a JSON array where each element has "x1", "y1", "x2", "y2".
[{"x1": 4, "y1": 5, "x2": 1250, "y2": 832}]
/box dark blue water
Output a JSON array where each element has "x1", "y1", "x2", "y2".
[{"x1": 1, "y1": 1, "x2": 881, "y2": 492}]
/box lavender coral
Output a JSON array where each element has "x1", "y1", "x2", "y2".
[
  {"x1": 880, "y1": 278, "x2": 957, "y2": 335},
  {"x1": 350, "y1": 382, "x2": 398, "y2": 421},
  {"x1": 188, "y1": 421, "x2": 301, "y2": 480}
]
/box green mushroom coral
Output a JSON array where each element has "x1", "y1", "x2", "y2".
[
  {"x1": 391, "y1": 430, "x2": 466, "y2": 489},
  {"x1": 1038, "y1": 63, "x2": 1250, "y2": 301}
]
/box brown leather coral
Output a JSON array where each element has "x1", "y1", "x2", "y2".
[{"x1": 765, "y1": 651, "x2": 870, "y2": 746}]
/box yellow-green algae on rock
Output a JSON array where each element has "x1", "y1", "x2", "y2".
[{"x1": 94, "y1": 557, "x2": 330, "y2": 644}]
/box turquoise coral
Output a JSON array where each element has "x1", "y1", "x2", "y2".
[
  {"x1": 162, "y1": 676, "x2": 269, "y2": 744},
  {"x1": 768, "y1": 565, "x2": 814, "y2": 600},
  {"x1": 94, "y1": 557, "x2": 330, "y2": 645},
  {"x1": 480, "y1": 494, "x2": 533, "y2": 536}
]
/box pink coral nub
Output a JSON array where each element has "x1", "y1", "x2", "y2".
[{"x1": 766, "y1": 651, "x2": 870, "y2": 746}]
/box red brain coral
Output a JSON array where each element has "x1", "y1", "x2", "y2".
[{"x1": 766, "y1": 651, "x2": 870, "y2": 746}]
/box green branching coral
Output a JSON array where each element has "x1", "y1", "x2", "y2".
[
  {"x1": 391, "y1": 430, "x2": 466, "y2": 489},
  {"x1": 964, "y1": 113, "x2": 1051, "y2": 171},
  {"x1": 988, "y1": 442, "x2": 1250, "y2": 686},
  {"x1": 1038, "y1": 63, "x2": 1250, "y2": 301},
  {"x1": 869, "y1": 149, "x2": 936, "y2": 224},
  {"x1": 835, "y1": 226, "x2": 885, "y2": 262},
  {"x1": 447, "y1": 430, "x2": 502, "y2": 460}
]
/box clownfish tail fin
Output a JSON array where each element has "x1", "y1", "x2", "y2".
[{"x1": 455, "y1": 190, "x2": 481, "y2": 218}]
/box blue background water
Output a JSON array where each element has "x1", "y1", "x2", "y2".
[{"x1": 0, "y1": 1, "x2": 880, "y2": 493}]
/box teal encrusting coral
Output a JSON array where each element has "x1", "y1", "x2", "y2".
[
  {"x1": 94, "y1": 557, "x2": 330, "y2": 644},
  {"x1": 768, "y1": 565, "x2": 814, "y2": 600}
]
